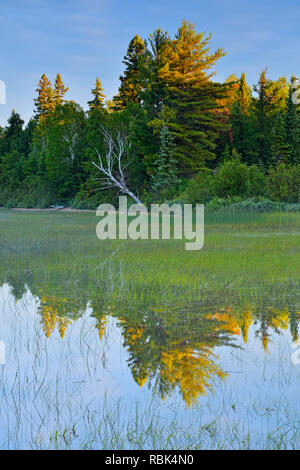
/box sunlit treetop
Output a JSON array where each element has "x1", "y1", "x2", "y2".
[{"x1": 88, "y1": 76, "x2": 106, "y2": 111}]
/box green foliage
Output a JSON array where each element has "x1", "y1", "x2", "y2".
[
  {"x1": 158, "y1": 20, "x2": 229, "y2": 173},
  {"x1": 270, "y1": 112, "x2": 290, "y2": 164},
  {"x1": 246, "y1": 164, "x2": 267, "y2": 197},
  {"x1": 43, "y1": 102, "x2": 86, "y2": 200},
  {"x1": 113, "y1": 35, "x2": 145, "y2": 110},
  {"x1": 206, "y1": 197, "x2": 300, "y2": 213},
  {"x1": 214, "y1": 155, "x2": 266, "y2": 198},
  {"x1": 88, "y1": 77, "x2": 105, "y2": 111},
  {"x1": 0, "y1": 23, "x2": 299, "y2": 208},
  {"x1": 267, "y1": 163, "x2": 300, "y2": 202},
  {"x1": 184, "y1": 171, "x2": 214, "y2": 204},
  {"x1": 150, "y1": 125, "x2": 180, "y2": 201}
]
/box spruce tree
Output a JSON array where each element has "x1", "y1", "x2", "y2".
[
  {"x1": 270, "y1": 112, "x2": 290, "y2": 164},
  {"x1": 140, "y1": 28, "x2": 170, "y2": 118},
  {"x1": 230, "y1": 73, "x2": 257, "y2": 163},
  {"x1": 34, "y1": 74, "x2": 54, "y2": 118},
  {"x1": 113, "y1": 35, "x2": 145, "y2": 110},
  {"x1": 220, "y1": 143, "x2": 232, "y2": 162},
  {"x1": 0, "y1": 110, "x2": 25, "y2": 194},
  {"x1": 253, "y1": 68, "x2": 277, "y2": 167},
  {"x1": 53, "y1": 73, "x2": 69, "y2": 106},
  {"x1": 151, "y1": 125, "x2": 179, "y2": 201},
  {"x1": 238, "y1": 73, "x2": 251, "y2": 116},
  {"x1": 88, "y1": 76, "x2": 105, "y2": 111},
  {"x1": 0, "y1": 109, "x2": 25, "y2": 156}
]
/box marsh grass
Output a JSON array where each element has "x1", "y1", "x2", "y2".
[{"x1": 0, "y1": 208, "x2": 299, "y2": 449}]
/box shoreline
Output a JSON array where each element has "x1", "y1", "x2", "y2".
[{"x1": 1, "y1": 207, "x2": 96, "y2": 213}]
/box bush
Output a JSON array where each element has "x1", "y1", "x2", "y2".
[
  {"x1": 214, "y1": 159, "x2": 266, "y2": 198},
  {"x1": 246, "y1": 165, "x2": 267, "y2": 197},
  {"x1": 214, "y1": 159, "x2": 249, "y2": 197},
  {"x1": 184, "y1": 171, "x2": 214, "y2": 204},
  {"x1": 267, "y1": 163, "x2": 300, "y2": 203}
]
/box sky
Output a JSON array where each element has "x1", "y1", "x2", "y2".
[{"x1": 0, "y1": 0, "x2": 299, "y2": 126}]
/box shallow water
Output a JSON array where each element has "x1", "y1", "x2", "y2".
[
  {"x1": 0, "y1": 210, "x2": 300, "y2": 449},
  {"x1": 0, "y1": 281, "x2": 300, "y2": 449}
]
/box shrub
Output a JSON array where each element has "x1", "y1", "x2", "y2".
[
  {"x1": 184, "y1": 171, "x2": 214, "y2": 204},
  {"x1": 214, "y1": 159, "x2": 266, "y2": 198},
  {"x1": 246, "y1": 165, "x2": 267, "y2": 197},
  {"x1": 267, "y1": 163, "x2": 300, "y2": 203},
  {"x1": 213, "y1": 159, "x2": 249, "y2": 198}
]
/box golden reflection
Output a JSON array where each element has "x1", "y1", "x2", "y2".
[
  {"x1": 39, "y1": 296, "x2": 72, "y2": 338},
  {"x1": 36, "y1": 294, "x2": 300, "y2": 405}
]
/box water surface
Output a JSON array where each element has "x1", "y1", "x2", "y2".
[{"x1": 0, "y1": 209, "x2": 299, "y2": 449}]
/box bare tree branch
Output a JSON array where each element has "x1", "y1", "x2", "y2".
[{"x1": 92, "y1": 126, "x2": 142, "y2": 204}]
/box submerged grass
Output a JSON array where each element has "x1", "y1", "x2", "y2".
[{"x1": 0, "y1": 208, "x2": 299, "y2": 449}]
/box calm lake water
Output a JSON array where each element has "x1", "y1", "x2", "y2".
[{"x1": 0, "y1": 210, "x2": 299, "y2": 449}]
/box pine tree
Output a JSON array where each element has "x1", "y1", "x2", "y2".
[
  {"x1": 140, "y1": 28, "x2": 170, "y2": 118},
  {"x1": 238, "y1": 73, "x2": 251, "y2": 116},
  {"x1": 220, "y1": 143, "x2": 232, "y2": 162},
  {"x1": 88, "y1": 76, "x2": 106, "y2": 111},
  {"x1": 158, "y1": 20, "x2": 229, "y2": 174},
  {"x1": 151, "y1": 125, "x2": 179, "y2": 200},
  {"x1": 113, "y1": 35, "x2": 145, "y2": 110},
  {"x1": 0, "y1": 110, "x2": 25, "y2": 193},
  {"x1": 270, "y1": 112, "x2": 290, "y2": 164},
  {"x1": 53, "y1": 73, "x2": 69, "y2": 106},
  {"x1": 0, "y1": 109, "x2": 25, "y2": 157},
  {"x1": 230, "y1": 73, "x2": 257, "y2": 163},
  {"x1": 253, "y1": 68, "x2": 277, "y2": 167},
  {"x1": 34, "y1": 74, "x2": 54, "y2": 118}
]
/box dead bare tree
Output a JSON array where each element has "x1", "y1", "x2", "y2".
[{"x1": 92, "y1": 126, "x2": 142, "y2": 204}]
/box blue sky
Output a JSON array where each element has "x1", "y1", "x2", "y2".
[{"x1": 0, "y1": 0, "x2": 299, "y2": 126}]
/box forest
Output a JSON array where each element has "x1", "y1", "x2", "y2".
[{"x1": 0, "y1": 19, "x2": 299, "y2": 210}]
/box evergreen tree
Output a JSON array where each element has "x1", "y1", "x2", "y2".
[
  {"x1": 0, "y1": 110, "x2": 25, "y2": 199},
  {"x1": 34, "y1": 74, "x2": 54, "y2": 118},
  {"x1": 88, "y1": 76, "x2": 106, "y2": 111},
  {"x1": 140, "y1": 28, "x2": 170, "y2": 118},
  {"x1": 238, "y1": 73, "x2": 251, "y2": 116},
  {"x1": 230, "y1": 73, "x2": 257, "y2": 164},
  {"x1": 2, "y1": 109, "x2": 24, "y2": 153},
  {"x1": 220, "y1": 143, "x2": 232, "y2": 162},
  {"x1": 113, "y1": 35, "x2": 145, "y2": 110},
  {"x1": 53, "y1": 73, "x2": 69, "y2": 106},
  {"x1": 269, "y1": 76, "x2": 289, "y2": 113},
  {"x1": 270, "y1": 112, "x2": 290, "y2": 164},
  {"x1": 151, "y1": 125, "x2": 179, "y2": 200},
  {"x1": 253, "y1": 68, "x2": 277, "y2": 167},
  {"x1": 158, "y1": 20, "x2": 229, "y2": 174}
]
